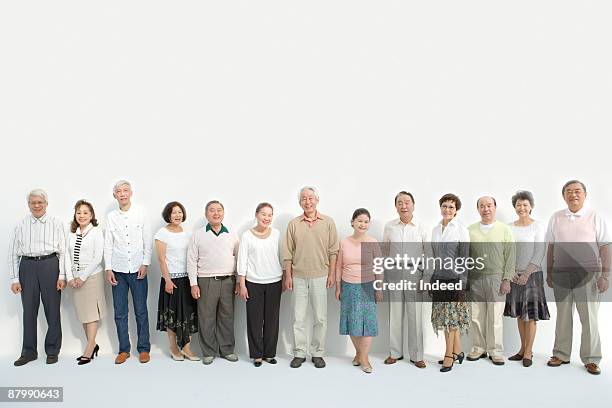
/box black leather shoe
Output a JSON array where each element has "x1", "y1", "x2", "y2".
[
  {"x1": 312, "y1": 357, "x2": 326, "y2": 368},
  {"x1": 290, "y1": 357, "x2": 306, "y2": 368},
  {"x1": 264, "y1": 358, "x2": 277, "y2": 365},
  {"x1": 14, "y1": 355, "x2": 37, "y2": 366},
  {"x1": 46, "y1": 355, "x2": 58, "y2": 364},
  {"x1": 254, "y1": 360, "x2": 262, "y2": 367}
]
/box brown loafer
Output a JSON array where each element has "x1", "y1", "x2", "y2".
[
  {"x1": 585, "y1": 363, "x2": 601, "y2": 375},
  {"x1": 384, "y1": 356, "x2": 404, "y2": 365},
  {"x1": 139, "y1": 352, "x2": 150, "y2": 363},
  {"x1": 115, "y1": 352, "x2": 130, "y2": 364},
  {"x1": 547, "y1": 356, "x2": 569, "y2": 367},
  {"x1": 508, "y1": 353, "x2": 523, "y2": 361},
  {"x1": 410, "y1": 360, "x2": 426, "y2": 368}
]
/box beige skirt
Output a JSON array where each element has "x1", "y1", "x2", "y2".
[{"x1": 72, "y1": 272, "x2": 106, "y2": 323}]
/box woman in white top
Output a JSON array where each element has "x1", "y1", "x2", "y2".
[
  {"x1": 65, "y1": 200, "x2": 106, "y2": 365},
  {"x1": 237, "y1": 202, "x2": 283, "y2": 367},
  {"x1": 504, "y1": 191, "x2": 550, "y2": 367},
  {"x1": 430, "y1": 194, "x2": 471, "y2": 373},
  {"x1": 155, "y1": 202, "x2": 199, "y2": 361}
]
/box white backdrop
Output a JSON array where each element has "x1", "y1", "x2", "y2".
[{"x1": 1, "y1": 1, "x2": 611, "y2": 363}]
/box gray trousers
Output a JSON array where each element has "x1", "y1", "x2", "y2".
[
  {"x1": 19, "y1": 256, "x2": 62, "y2": 358},
  {"x1": 197, "y1": 276, "x2": 235, "y2": 357},
  {"x1": 387, "y1": 269, "x2": 424, "y2": 361}
]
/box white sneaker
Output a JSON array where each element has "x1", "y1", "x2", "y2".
[
  {"x1": 202, "y1": 356, "x2": 214, "y2": 365},
  {"x1": 222, "y1": 354, "x2": 239, "y2": 362}
]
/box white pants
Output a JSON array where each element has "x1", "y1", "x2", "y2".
[
  {"x1": 292, "y1": 276, "x2": 327, "y2": 358},
  {"x1": 469, "y1": 275, "x2": 504, "y2": 358},
  {"x1": 388, "y1": 270, "x2": 424, "y2": 361}
]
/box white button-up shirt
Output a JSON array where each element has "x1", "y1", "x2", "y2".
[
  {"x1": 103, "y1": 204, "x2": 152, "y2": 273},
  {"x1": 8, "y1": 213, "x2": 66, "y2": 283},
  {"x1": 382, "y1": 217, "x2": 430, "y2": 269}
]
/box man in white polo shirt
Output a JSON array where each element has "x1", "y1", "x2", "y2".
[{"x1": 188, "y1": 200, "x2": 239, "y2": 365}]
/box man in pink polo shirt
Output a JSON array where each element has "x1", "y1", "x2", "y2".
[{"x1": 546, "y1": 180, "x2": 610, "y2": 375}]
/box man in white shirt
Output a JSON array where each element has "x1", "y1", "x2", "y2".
[
  {"x1": 104, "y1": 180, "x2": 152, "y2": 364},
  {"x1": 10, "y1": 189, "x2": 66, "y2": 366},
  {"x1": 383, "y1": 191, "x2": 428, "y2": 368}
]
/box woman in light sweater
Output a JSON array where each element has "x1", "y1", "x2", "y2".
[
  {"x1": 335, "y1": 208, "x2": 382, "y2": 373},
  {"x1": 65, "y1": 199, "x2": 106, "y2": 365},
  {"x1": 504, "y1": 191, "x2": 550, "y2": 367},
  {"x1": 237, "y1": 202, "x2": 283, "y2": 367}
]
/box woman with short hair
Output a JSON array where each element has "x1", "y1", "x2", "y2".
[
  {"x1": 504, "y1": 191, "x2": 550, "y2": 367},
  {"x1": 430, "y1": 193, "x2": 471, "y2": 373},
  {"x1": 155, "y1": 201, "x2": 199, "y2": 361}
]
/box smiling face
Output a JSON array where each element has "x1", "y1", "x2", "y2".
[
  {"x1": 563, "y1": 182, "x2": 586, "y2": 212},
  {"x1": 299, "y1": 189, "x2": 319, "y2": 214},
  {"x1": 352, "y1": 214, "x2": 370, "y2": 235},
  {"x1": 206, "y1": 203, "x2": 224, "y2": 226},
  {"x1": 477, "y1": 196, "x2": 496, "y2": 224},
  {"x1": 395, "y1": 194, "x2": 414, "y2": 220},
  {"x1": 113, "y1": 184, "x2": 132, "y2": 208},
  {"x1": 514, "y1": 199, "x2": 532, "y2": 218},
  {"x1": 440, "y1": 200, "x2": 457, "y2": 223},
  {"x1": 255, "y1": 206, "x2": 273, "y2": 228},
  {"x1": 28, "y1": 196, "x2": 47, "y2": 219},
  {"x1": 169, "y1": 205, "x2": 184, "y2": 227},
  {"x1": 75, "y1": 204, "x2": 93, "y2": 229}
]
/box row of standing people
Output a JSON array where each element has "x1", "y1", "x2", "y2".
[{"x1": 9, "y1": 180, "x2": 609, "y2": 375}]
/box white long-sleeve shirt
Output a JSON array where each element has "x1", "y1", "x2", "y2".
[
  {"x1": 8, "y1": 213, "x2": 66, "y2": 283},
  {"x1": 65, "y1": 224, "x2": 104, "y2": 281},
  {"x1": 237, "y1": 228, "x2": 283, "y2": 284},
  {"x1": 103, "y1": 204, "x2": 152, "y2": 273}
]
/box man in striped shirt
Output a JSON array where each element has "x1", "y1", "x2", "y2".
[{"x1": 9, "y1": 189, "x2": 66, "y2": 366}]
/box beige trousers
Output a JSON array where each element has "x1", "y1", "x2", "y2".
[
  {"x1": 469, "y1": 275, "x2": 505, "y2": 358},
  {"x1": 552, "y1": 273, "x2": 601, "y2": 364},
  {"x1": 387, "y1": 270, "x2": 424, "y2": 361},
  {"x1": 292, "y1": 276, "x2": 327, "y2": 358}
]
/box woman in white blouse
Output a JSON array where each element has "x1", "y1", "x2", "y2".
[
  {"x1": 237, "y1": 203, "x2": 283, "y2": 367},
  {"x1": 504, "y1": 191, "x2": 550, "y2": 367},
  {"x1": 65, "y1": 200, "x2": 106, "y2": 365},
  {"x1": 155, "y1": 201, "x2": 199, "y2": 361}
]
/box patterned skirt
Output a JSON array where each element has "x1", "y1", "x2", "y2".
[
  {"x1": 431, "y1": 301, "x2": 471, "y2": 335},
  {"x1": 504, "y1": 270, "x2": 550, "y2": 321},
  {"x1": 339, "y1": 280, "x2": 378, "y2": 337},
  {"x1": 157, "y1": 276, "x2": 199, "y2": 348}
]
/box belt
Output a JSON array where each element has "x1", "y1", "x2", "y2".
[
  {"x1": 22, "y1": 253, "x2": 57, "y2": 261},
  {"x1": 212, "y1": 275, "x2": 233, "y2": 280}
]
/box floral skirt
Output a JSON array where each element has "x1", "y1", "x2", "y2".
[
  {"x1": 339, "y1": 280, "x2": 378, "y2": 337},
  {"x1": 431, "y1": 301, "x2": 470, "y2": 335},
  {"x1": 504, "y1": 270, "x2": 550, "y2": 321},
  {"x1": 157, "y1": 276, "x2": 198, "y2": 348}
]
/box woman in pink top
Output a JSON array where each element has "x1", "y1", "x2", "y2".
[{"x1": 335, "y1": 208, "x2": 382, "y2": 373}]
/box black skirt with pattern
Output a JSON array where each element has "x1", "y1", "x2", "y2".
[
  {"x1": 157, "y1": 276, "x2": 199, "y2": 348},
  {"x1": 504, "y1": 270, "x2": 550, "y2": 321}
]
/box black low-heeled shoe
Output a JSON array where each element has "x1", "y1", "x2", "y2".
[
  {"x1": 254, "y1": 360, "x2": 262, "y2": 367},
  {"x1": 264, "y1": 358, "x2": 277, "y2": 365},
  {"x1": 78, "y1": 344, "x2": 99, "y2": 366}
]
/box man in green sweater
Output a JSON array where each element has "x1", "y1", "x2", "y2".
[{"x1": 466, "y1": 196, "x2": 515, "y2": 365}]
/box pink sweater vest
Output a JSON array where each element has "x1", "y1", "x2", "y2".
[{"x1": 551, "y1": 208, "x2": 599, "y2": 271}]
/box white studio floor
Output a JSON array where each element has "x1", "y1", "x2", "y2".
[{"x1": 2, "y1": 352, "x2": 611, "y2": 408}]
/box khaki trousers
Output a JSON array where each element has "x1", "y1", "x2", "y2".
[
  {"x1": 469, "y1": 275, "x2": 504, "y2": 358},
  {"x1": 292, "y1": 276, "x2": 327, "y2": 358},
  {"x1": 552, "y1": 272, "x2": 601, "y2": 364},
  {"x1": 387, "y1": 270, "x2": 424, "y2": 361}
]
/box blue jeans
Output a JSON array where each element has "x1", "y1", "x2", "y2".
[{"x1": 112, "y1": 272, "x2": 150, "y2": 353}]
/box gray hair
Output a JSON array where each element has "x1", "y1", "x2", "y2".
[
  {"x1": 27, "y1": 189, "x2": 48, "y2": 203},
  {"x1": 298, "y1": 186, "x2": 319, "y2": 202},
  {"x1": 511, "y1": 190, "x2": 535, "y2": 208},
  {"x1": 113, "y1": 180, "x2": 132, "y2": 193},
  {"x1": 562, "y1": 179, "x2": 587, "y2": 195}
]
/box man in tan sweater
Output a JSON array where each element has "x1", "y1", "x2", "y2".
[{"x1": 282, "y1": 186, "x2": 339, "y2": 368}]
